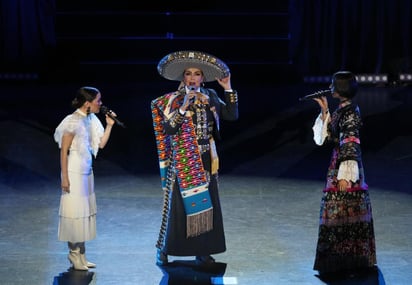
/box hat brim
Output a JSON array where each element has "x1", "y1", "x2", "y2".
[{"x1": 157, "y1": 51, "x2": 230, "y2": 82}]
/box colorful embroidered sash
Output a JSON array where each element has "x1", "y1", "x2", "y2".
[{"x1": 151, "y1": 92, "x2": 213, "y2": 237}]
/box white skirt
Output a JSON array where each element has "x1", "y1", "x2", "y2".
[{"x1": 58, "y1": 170, "x2": 97, "y2": 242}]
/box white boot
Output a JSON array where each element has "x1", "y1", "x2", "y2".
[
  {"x1": 68, "y1": 248, "x2": 88, "y2": 271},
  {"x1": 80, "y1": 253, "x2": 96, "y2": 268}
]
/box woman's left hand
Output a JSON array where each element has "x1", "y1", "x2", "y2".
[
  {"x1": 105, "y1": 111, "x2": 116, "y2": 126},
  {"x1": 216, "y1": 74, "x2": 232, "y2": 90},
  {"x1": 313, "y1": 96, "x2": 329, "y2": 112},
  {"x1": 337, "y1": 179, "x2": 349, "y2": 191}
]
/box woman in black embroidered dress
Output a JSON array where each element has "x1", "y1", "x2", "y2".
[
  {"x1": 311, "y1": 71, "x2": 377, "y2": 279},
  {"x1": 151, "y1": 51, "x2": 239, "y2": 266}
]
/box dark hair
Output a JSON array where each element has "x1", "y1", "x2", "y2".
[
  {"x1": 71, "y1": 86, "x2": 100, "y2": 109},
  {"x1": 331, "y1": 71, "x2": 358, "y2": 99}
]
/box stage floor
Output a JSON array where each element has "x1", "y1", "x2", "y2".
[
  {"x1": 1, "y1": 81, "x2": 412, "y2": 284},
  {"x1": 1, "y1": 171, "x2": 410, "y2": 284},
  {"x1": 1, "y1": 120, "x2": 411, "y2": 285}
]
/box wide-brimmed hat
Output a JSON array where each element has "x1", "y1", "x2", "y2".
[{"x1": 157, "y1": 50, "x2": 230, "y2": 82}]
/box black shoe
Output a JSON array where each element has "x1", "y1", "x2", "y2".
[
  {"x1": 316, "y1": 270, "x2": 346, "y2": 282},
  {"x1": 195, "y1": 255, "x2": 215, "y2": 265},
  {"x1": 156, "y1": 249, "x2": 168, "y2": 266}
]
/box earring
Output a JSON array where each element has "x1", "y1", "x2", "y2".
[{"x1": 86, "y1": 106, "x2": 91, "y2": 115}]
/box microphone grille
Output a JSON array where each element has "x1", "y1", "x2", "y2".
[{"x1": 100, "y1": 105, "x2": 108, "y2": 114}]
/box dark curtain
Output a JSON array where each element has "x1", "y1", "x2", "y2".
[
  {"x1": 289, "y1": 0, "x2": 412, "y2": 76},
  {"x1": 0, "y1": 0, "x2": 56, "y2": 71}
]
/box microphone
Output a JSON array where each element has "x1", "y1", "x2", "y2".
[
  {"x1": 188, "y1": 85, "x2": 196, "y2": 104},
  {"x1": 100, "y1": 105, "x2": 126, "y2": 128},
  {"x1": 298, "y1": 89, "x2": 331, "y2": 101}
]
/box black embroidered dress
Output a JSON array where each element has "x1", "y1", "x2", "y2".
[{"x1": 313, "y1": 103, "x2": 377, "y2": 273}]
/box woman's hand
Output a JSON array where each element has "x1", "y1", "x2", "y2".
[
  {"x1": 313, "y1": 96, "x2": 329, "y2": 112},
  {"x1": 61, "y1": 177, "x2": 70, "y2": 193},
  {"x1": 180, "y1": 89, "x2": 197, "y2": 112},
  {"x1": 314, "y1": 96, "x2": 329, "y2": 120},
  {"x1": 337, "y1": 179, "x2": 349, "y2": 191},
  {"x1": 216, "y1": 74, "x2": 232, "y2": 90},
  {"x1": 105, "y1": 110, "x2": 116, "y2": 126}
]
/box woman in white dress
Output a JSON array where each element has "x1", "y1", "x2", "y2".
[{"x1": 54, "y1": 86, "x2": 116, "y2": 270}]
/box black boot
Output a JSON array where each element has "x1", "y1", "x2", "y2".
[{"x1": 196, "y1": 255, "x2": 215, "y2": 265}]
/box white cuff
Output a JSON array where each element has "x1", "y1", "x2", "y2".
[
  {"x1": 337, "y1": 160, "x2": 359, "y2": 182},
  {"x1": 312, "y1": 112, "x2": 330, "y2": 145}
]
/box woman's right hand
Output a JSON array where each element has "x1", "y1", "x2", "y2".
[
  {"x1": 181, "y1": 89, "x2": 197, "y2": 112},
  {"x1": 61, "y1": 178, "x2": 70, "y2": 193},
  {"x1": 314, "y1": 96, "x2": 329, "y2": 113}
]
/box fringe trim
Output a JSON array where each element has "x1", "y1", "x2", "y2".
[{"x1": 186, "y1": 208, "x2": 213, "y2": 238}]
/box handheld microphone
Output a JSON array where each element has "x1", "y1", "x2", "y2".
[
  {"x1": 298, "y1": 89, "x2": 331, "y2": 101},
  {"x1": 100, "y1": 105, "x2": 126, "y2": 128},
  {"x1": 188, "y1": 86, "x2": 196, "y2": 104}
]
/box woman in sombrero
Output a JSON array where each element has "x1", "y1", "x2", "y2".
[{"x1": 151, "y1": 50, "x2": 239, "y2": 266}]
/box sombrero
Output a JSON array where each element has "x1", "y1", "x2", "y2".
[{"x1": 157, "y1": 50, "x2": 230, "y2": 82}]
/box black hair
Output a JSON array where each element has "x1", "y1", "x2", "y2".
[
  {"x1": 331, "y1": 71, "x2": 358, "y2": 99},
  {"x1": 71, "y1": 86, "x2": 100, "y2": 109}
]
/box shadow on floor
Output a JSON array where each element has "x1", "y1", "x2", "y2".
[
  {"x1": 52, "y1": 268, "x2": 96, "y2": 285},
  {"x1": 314, "y1": 266, "x2": 386, "y2": 285},
  {"x1": 158, "y1": 260, "x2": 227, "y2": 285}
]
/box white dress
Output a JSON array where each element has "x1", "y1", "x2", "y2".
[{"x1": 54, "y1": 109, "x2": 104, "y2": 242}]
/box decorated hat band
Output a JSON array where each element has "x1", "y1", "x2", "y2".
[{"x1": 157, "y1": 50, "x2": 230, "y2": 82}]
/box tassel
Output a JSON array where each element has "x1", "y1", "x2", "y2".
[{"x1": 186, "y1": 208, "x2": 213, "y2": 238}]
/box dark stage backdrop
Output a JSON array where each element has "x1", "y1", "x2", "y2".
[
  {"x1": 289, "y1": 0, "x2": 412, "y2": 77},
  {"x1": 0, "y1": 0, "x2": 56, "y2": 72},
  {"x1": 1, "y1": 0, "x2": 411, "y2": 78}
]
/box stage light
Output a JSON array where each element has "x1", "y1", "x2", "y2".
[
  {"x1": 303, "y1": 75, "x2": 331, "y2": 83},
  {"x1": 304, "y1": 74, "x2": 388, "y2": 85},
  {"x1": 0, "y1": 72, "x2": 39, "y2": 80},
  {"x1": 399, "y1": 73, "x2": 412, "y2": 82},
  {"x1": 355, "y1": 74, "x2": 388, "y2": 84}
]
